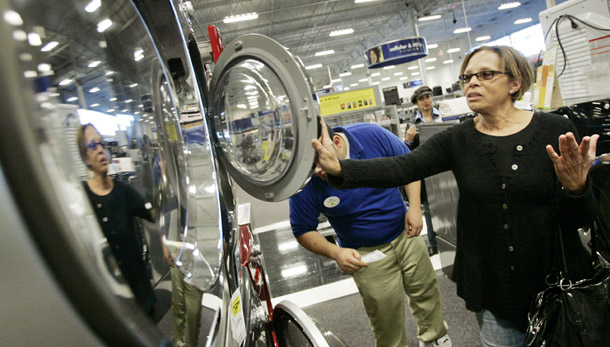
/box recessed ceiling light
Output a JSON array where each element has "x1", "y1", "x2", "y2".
[
  {"x1": 90, "y1": 103, "x2": 100, "y2": 107},
  {"x1": 394, "y1": 72, "x2": 403, "y2": 76},
  {"x1": 41, "y1": 41, "x2": 59, "y2": 52},
  {"x1": 305, "y1": 64, "x2": 323, "y2": 70},
  {"x1": 443, "y1": 59, "x2": 454, "y2": 64},
  {"x1": 109, "y1": 97, "x2": 117, "y2": 101},
  {"x1": 427, "y1": 44, "x2": 438, "y2": 49},
  {"x1": 97, "y1": 19, "x2": 112, "y2": 33},
  {"x1": 344, "y1": 87, "x2": 350, "y2": 90},
  {"x1": 412, "y1": 72, "x2": 420, "y2": 76},
  {"x1": 59, "y1": 78, "x2": 72, "y2": 86},
  {"x1": 382, "y1": 77, "x2": 390, "y2": 81},
  {"x1": 371, "y1": 81, "x2": 380, "y2": 85},
  {"x1": 85, "y1": 0, "x2": 101, "y2": 13},
  {"x1": 224, "y1": 12, "x2": 258, "y2": 23},
  {"x1": 358, "y1": 78, "x2": 368, "y2": 82},
  {"x1": 476, "y1": 35, "x2": 491, "y2": 41},
  {"x1": 330, "y1": 28, "x2": 354, "y2": 37},
  {"x1": 3, "y1": 10, "x2": 23, "y2": 26},
  {"x1": 331, "y1": 78, "x2": 341, "y2": 83},
  {"x1": 23, "y1": 70, "x2": 37, "y2": 78},
  {"x1": 400, "y1": 77, "x2": 408, "y2": 80},
  {"x1": 67, "y1": 97, "x2": 78, "y2": 102},
  {"x1": 426, "y1": 66, "x2": 436, "y2": 70},
  {"x1": 88, "y1": 60, "x2": 101, "y2": 68},
  {"x1": 89, "y1": 87, "x2": 100, "y2": 93},
  {"x1": 419, "y1": 14, "x2": 441, "y2": 22},
  {"x1": 351, "y1": 63, "x2": 365, "y2": 69},
  {"x1": 453, "y1": 27, "x2": 472, "y2": 34},
  {"x1": 339, "y1": 71, "x2": 352, "y2": 77},
  {"x1": 408, "y1": 66, "x2": 418, "y2": 70},
  {"x1": 355, "y1": 0, "x2": 378, "y2": 3},
  {"x1": 425, "y1": 58, "x2": 437, "y2": 63},
  {"x1": 27, "y1": 32, "x2": 42, "y2": 46},
  {"x1": 350, "y1": 83, "x2": 358, "y2": 87},
  {"x1": 315, "y1": 49, "x2": 335, "y2": 56},
  {"x1": 383, "y1": 65, "x2": 396, "y2": 70},
  {"x1": 447, "y1": 48, "x2": 461, "y2": 53},
  {"x1": 371, "y1": 72, "x2": 380, "y2": 77},
  {"x1": 498, "y1": 2, "x2": 521, "y2": 10},
  {"x1": 514, "y1": 18, "x2": 532, "y2": 25}
]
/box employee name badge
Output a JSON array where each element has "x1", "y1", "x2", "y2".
[
  {"x1": 230, "y1": 289, "x2": 246, "y2": 345},
  {"x1": 323, "y1": 196, "x2": 340, "y2": 208}
]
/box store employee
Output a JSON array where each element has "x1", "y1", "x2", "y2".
[{"x1": 405, "y1": 86, "x2": 443, "y2": 150}]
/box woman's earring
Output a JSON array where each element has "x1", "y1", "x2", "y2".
[{"x1": 509, "y1": 90, "x2": 515, "y2": 94}]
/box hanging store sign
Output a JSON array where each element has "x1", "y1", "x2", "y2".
[
  {"x1": 366, "y1": 37, "x2": 428, "y2": 69},
  {"x1": 403, "y1": 79, "x2": 424, "y2": 88},
  {"x1": 319, "y1": 88, "x2": 378, "y2": 117}
]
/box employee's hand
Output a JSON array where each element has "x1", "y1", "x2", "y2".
[
  {"x1": 332, "y1": 247, "x2": 367, "y2": 274},
  {"x1": 162, "y1": 243, "x2": 175, "y2": 267},
  {"x1": 546, "y1": 132, "x2": 599, "y2": 195},
  {"x1": 405, "y1": 207, "x2": 423, "y2": 238},
  {"x1": 312, "y1": 118, "x2": 343, "y2": 176},
  {"x1": 405, "y1": 126, "x2": 418, "y2": 143}
]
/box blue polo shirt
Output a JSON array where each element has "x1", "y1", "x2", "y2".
[{"x1": 289, "y1": 123, "x2": 410, "y2": 249}]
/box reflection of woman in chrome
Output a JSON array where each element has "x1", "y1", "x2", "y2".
[
  {"x1": 369, "y1": 47, "x2": 382, "y2": 64},
  {"x1": 312, "y1": 46, "x2": 599, "y2": 347},
  {"x1": 77, "y1": 123, "x2": 157, "y2": 317}
]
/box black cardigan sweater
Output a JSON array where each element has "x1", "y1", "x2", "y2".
[{"x1": 328, "y1": 112, "x2": 599, "y2": 325}]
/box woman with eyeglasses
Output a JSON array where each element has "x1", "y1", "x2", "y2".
[
  {"x1": 311, "y1": 45, "x2": 600, "y2": 347},
  {"x1": 77, "y1": 123, "x2": 157, "y2": 318}
]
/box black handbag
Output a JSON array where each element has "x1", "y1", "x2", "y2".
[{"x1": 525, "y1": 225, "x2": 610, "y2": 346}]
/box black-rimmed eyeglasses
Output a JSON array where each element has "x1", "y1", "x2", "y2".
[
  {"x1": 86, "y1": 141, "x2": 106, "y2": 151},
  {"x1": 458, "y1": 70, "x2": 511, "y2": 83}
]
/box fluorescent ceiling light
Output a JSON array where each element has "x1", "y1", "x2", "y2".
[
  {"x1": 344, "y1": 87, "x2": 350, "y2": 90},
  {"x1": 4, "y1": 10, "x2": 23, "y2": 26},
  {"x1": 121, "y1": 109, "x2": 127, "y2": 112},
  {"x1": 443, "y1": 59, "x2": 454, "y2": 64},
  {"x1": 426, "y1": 66, "x2": 436, "y2": 70},
  {"x1": 58, "y1": 78, "x2": 72, "y2": 86},
  {"x1": 453, "y1": 27, "x2": 472, "y2": 34},
  {"x1": 498, "y1": 2, "x2": 521, "y2": 10},
  {"x1": 107, "y1": 109, "x2": 115, "y2": 113},
  {"x1": 412, "y1": 72, "x2": 420, "y2": 76},
  {"x1": 351, "y1": 63, "x2": 365, "y2": 69},
  {"x1": 383, "y1": 65, "x2": 395, "y2": 70},
  {"x1": 331, "y1": 78, "x2": 341, "y2": 83},
  {"x1": 88, "y1": 60, "x2": 101, "y2": 68},
  {"x1": 371, "y1": 72, "x2": 380, "y2": 77},
  {"x1": 89, "y1": 87, "x2": 100, "y2": 93},
  {"x1": 400, "y1": 77, "x2": 408, "y2": 80},
  {"x1": 13, "y1": 30, "x2": 27, "y2": 41},
  {"x1": 129, "y1": 83, "x2": 138, "y2": 88},
  {"x1": 355, "y1": 0, "x2": 377, "y2": 3},
  {"x1": 236, "y1": 104, "x2": 247, "y2": 109},
  {"x1": 394, "y1": 72, "x2": 403, "y2": 76},
  {"x1": 408, "y1": 66, "x2": 418, "y2": 70},
  {"x1": 339, "y1": 71, "x2": 352, "y2": 77},
  {"x1": 323, "y1": 84, "x2": 332, "y2": 88},
  {"x1": 371, "y1": 81, "x2": 380, "y2": 85},
  {"x1": 514, "y1": 18, "x2": 532, "y2": 25},
  {"x1": 106, "y1": 78, "x2": 113, "y2": 82},
  {"x1": 330, "y1": 28, "x2": 354, "y2": 37},
  {"x1": 382, "y1": 77, "x2": 390, "y2": 81},
  {"x1": 447, "y1": 48, "x2": 461, "y2": 53},
  {"x1": 90, "y1": 103, "x2": 100, "y2": 107},
  {"x1": 305, "y1": 63, "x2": 323, "y2": 70},
  {"x1": 109, "y1": 97, "x2": 117, "y2": 101},
  {"x1": 85, "y1": 0, "x2": 101, "y2": 13},
  {"x1": 125, "y1": 99, "x2": 134, "y2": 103},
  {"x1": 425, "y1": 58, "x2": 437, "y2": 62},
  {"x1": 315, "y1": 49, "x2": 335, "y2": 56},
  {"x1": 476, "y1": 35, "x2": 491, "y2": 41},
  {"x1": 224, "y1": 12, "x2": 258, "y2": 23},
  {"x1": 97, "y1": 19, "x2": 112, "y2": 33},
  {"x1": 23, "y1": 70, "x2": 37, "y2": 78},
  {"x1": 27, "y1": 32, "x2": 41, "y2": 46},
  {"x1": 427, "y1": 44, "x2": 438, "y2": 49},
  {"x1": 105, "y1": 70, "x2": 115, "y2": 76},
  {"x1": 358, "y1": 78, "x2": 368, "y2": 82},
  {"x1": 67, "y1": 97, "x2": 78, "y2": 102},
  {"x1": 350, "y1": 83, "x2": 358, "y2": 87},
  {"x1": 419, "y1": 14, "x2": 441, "y2": 22},
  {"x1": 41, "y1": 41, "x2": 59, "y2": 52},
  {"x1": 37, "y1": 63, "x2": 51, "y2": 72}
]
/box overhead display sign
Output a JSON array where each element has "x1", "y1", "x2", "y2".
[
  {"x1": 366, "y1": 37, "x2": 428, "y2": 69},
  {"x1": 403, "y1": 79, "x2": 424, "y2": 88},
  {"x1": 319, "y1": 88, "x2": 378, "y2": 117}
]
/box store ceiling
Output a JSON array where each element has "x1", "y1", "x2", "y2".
[{"x1": 188, "y1": 0, "x2": 560, "y2": 88}]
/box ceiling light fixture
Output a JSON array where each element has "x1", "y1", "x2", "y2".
[
  {"x1": 498, "y1": 2, "x2": 521, "y2": 10},
  {"x1": 400, "y1": 77, "x2": 408, "y2": 80},
  {"x1": 109, "y1": 97, "x2": 117, "y2": 101},
  {"x1": 23, "y1": 70, "x2": 37, "y2": 78},
  {"x1": 305, "y1": 64, "x2": 323, "y2": 70},
  {"x1": 85, "y1": 0, "x2": 101, "y2": 13},
  {"x1": 350, "y1": 83, "x2": 358, "y2": 87},
  {"x1": 514, "y1": 18, "x2": 532, "y2": 25},
  {"x1": 27, "y1": 32, "x2": 41, "y2": 46},
  {"x1": 88, "y1": 60, "x2": 101, "y2": 68},
  {"x1": 355, "y1": 0, "x2": 378, "y2": 3},
  {"x1": 427, "y1": 43, "x2": 438, "y2": 49},
  {"x1": 330, "y1": 28, "x2": 354, "y2": 37},
  {"x1": 97, "y1": 19, "x2": 112, "y2": 33},
  {"x1": 408, "y1": 66, "x2": 418, "y2": 70},
  {"x1": 412, "y1": 72, "x2": 420, "y2": 76},
  {"x1": 90, "y1": 103, "x2": 100, "y2": 107},
  {"x1": 382, "y1": 77, "x2": 390, "y2": 81},
  {"x1": 453, "y1": 27, "x2": 472, "y2": 34},
  {"x1": 339, "y1": 71, "x2": 352, "y2": 77},
  {"x1": 3, "y1": 10, "x2": 23, "y2": 26},
  {"x1": 58, "y1": 78, "x2": 72, "y2": 86},
  {"x1": 475, "y1": 35, "x2": 491, "y2": 41},
  {"x1": 371, "y1": 81, "x2": 380, "y2": 85},
  {"x1": 383, "y1": 65, "x2": 396, "y2": 70},
  {"x1": 426, "y1": 66, "x2": 436, "y2": 70},
  {"x1": 447, "y1": 48, "x2": 461, "y2": 53},
  {"x1": 223, "y1": 12, "x2": 258, "y2": 23},
  {"x1": 358, "y1": 78, "x2": 368, "y2": 82},
  {"x1": 41, "y1": 41, "x2": 59, "y2": 52},
  {"x1": 67, "y1": 97, "x2": 78, "y2": 102},
  {"x1": 418, "y1": 14, "x2": 441, "y2": 22},
  {"x1": 315, "y1": 49, "x2": 335, "y2": 56},
  {"x1": 394, "y1": 72, "x2": 403, "y2": 76},
  {"x1": 371, "y1": 72, "x2": 380, "y2": 77},
  {"x1": 443, "y1": 59, "x2": 454, "y2": 64},
  {"x1": 351, "y1": 63, "x2": 365, "y2": 69},
  {"x1": 425, "y1": 58, "x2": 437, "y2": 62},
  {"x1": 331, "y1": 78, "x2": 341, "y2": 83},
  {"x1": 344, "y1": 87, "x2": 350, "y2": 90}
]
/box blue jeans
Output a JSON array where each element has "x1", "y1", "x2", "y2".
[{"x1": 475, "y1": 310, "x2": 525, "y2": 347}]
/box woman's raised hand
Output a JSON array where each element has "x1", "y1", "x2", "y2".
[
  {"x1": 546, "y1": 132, "x2": 599, "y2": 194},
  {"x1": 311, "y1": 118, "x2": 343, "y2": 176}
]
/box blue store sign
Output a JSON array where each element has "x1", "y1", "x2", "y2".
[
  {"x1": 366, "y1": 37, "x2": 428, "y2": 69},
  {"x1": 403, "y1": 79, "x2": 424, "y2": 88}
]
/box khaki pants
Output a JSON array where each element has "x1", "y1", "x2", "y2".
[
  {"x1": 171, "y1": 267, "x2": 204, "y2": 347},
  {"x1": 353, "y1": 233, "x2": 448, "y2": 347}
]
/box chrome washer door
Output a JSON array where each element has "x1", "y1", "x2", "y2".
[{"x1": 210, "y1": 34, "x2": 318, "y2": 202}]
